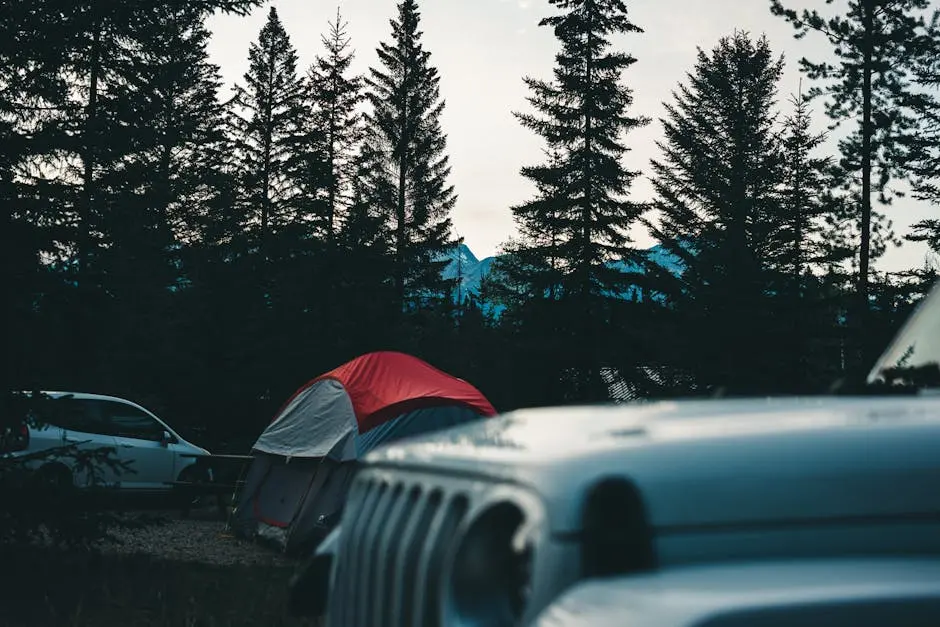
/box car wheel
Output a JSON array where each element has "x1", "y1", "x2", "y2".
[{"x1": 34, "y1": 463, "x2": 74, "y2": 494}]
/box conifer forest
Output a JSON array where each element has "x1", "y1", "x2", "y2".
[{"x1": 4, "y1": 0, "x2": 940, "y2": 448}]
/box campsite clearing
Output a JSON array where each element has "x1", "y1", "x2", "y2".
[
  {"x1": 100, "y1": 514, "x2": 294, "y2": 567},
  {"x1": 0, "y1": 514, "x2": 312, "y2": 627}
]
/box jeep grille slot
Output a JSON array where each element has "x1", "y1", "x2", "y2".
[{"x1": 328, "y1": 475, "x2": 469, "y2": 627}]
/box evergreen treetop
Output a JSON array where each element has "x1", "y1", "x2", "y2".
[
  {"x1": 770, "y1": 0, "x2": 933, "y2": 311},
  {"x1": 228, "y1": 6, "x2": 306, "y2": 251},
  {"x1": 362, "y1": 0, "x2": 456, "y2": 311},
  {"x1": 647, "y1": 31, "x2": 789, "y2": 393},
  {"x1": 513, "y1": 0, "x2": 648, "y2": 300},
  {"x1": 649, "y1": 31, "x2": 785, "y2": 294},
  {"x1": 308, "y1": 8, "x2": 364, "y2": 240}
]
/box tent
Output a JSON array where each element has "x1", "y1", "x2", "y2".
[{"x1": 231, "y1": 351, "x2": 497, "y2": 554}]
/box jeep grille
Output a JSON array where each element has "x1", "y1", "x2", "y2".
[{"x1": 327, "y1": 470, "x2": 471, "y2": 627}]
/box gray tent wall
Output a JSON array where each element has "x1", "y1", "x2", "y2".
[
  {"x1": 253, "y1": 378, "x2": 358, "y2": 460},
  {"x1": 230, "y1": 452, "x2": 271, "y2": 539},
  {"x1": 230, "y1": 453, "x2": 334, "y2": 543},
  {"x1": 278, "y1": 457, "x2": 358, "y2": 554},
  {"x1": 232, "y1": 403, "x2": 486, "y2": 554}
]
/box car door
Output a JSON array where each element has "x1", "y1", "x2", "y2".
[
  {"x1": 98, "y1": 400, "x2": 176, "y2": 489},
  {"x1": 42, "y1": 397, "x2": 120, "y2": 488}
]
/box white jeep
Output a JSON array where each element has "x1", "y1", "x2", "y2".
[{"x1": 291, "y1": 284, "x2": 940, "y2": 626}]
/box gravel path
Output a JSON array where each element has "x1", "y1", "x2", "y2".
[{"x1": 100, "y1": 513, "x2": 296, "y2": 567}]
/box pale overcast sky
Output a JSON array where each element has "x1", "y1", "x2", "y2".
[{"x1": 206, "y1": 0, "x2": 934, "y2": 271}]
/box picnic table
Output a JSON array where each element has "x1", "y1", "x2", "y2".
[{"x1": 168, "y1": 453, "x2": 253, "y2": 518}]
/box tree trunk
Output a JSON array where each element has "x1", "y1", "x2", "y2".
[
  {"x1": 581, "y1": 3, "x2": 598, "y2": 402},
  {"x1": 325, "y1": 54, "x2": 340, "y2": 243},
  {"x1": 74, "y1": 17, "x2": 102, "y2": 386},
  {"x1": 159, "y1": 116, "x2": 174, "y2": 291},
  {"x1": 327, "y1": 95, "x2": 337, "y2": 242},
  {"x1": 80, "y1": 22, "x2": 101, "y2": 290},
  {"x1": 858, "y1": 0, "x2": 874, "y2": 366},
  {"x1": 395, "y1": 70, "x2": 409, "y2": 315},
  {"x1": 260, "y1": 46, "x2": 276, "y2": 262}
]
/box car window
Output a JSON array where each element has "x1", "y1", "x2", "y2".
[
  {"x1": 100, "y1": 401, "x2": 166, "y2": 442},
  {"x1": 38, "y1": 398, "x2": 111, "y2": 436}
]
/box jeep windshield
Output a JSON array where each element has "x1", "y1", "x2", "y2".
[{"x1": 868, "y1": 283, "x2": 940, "y2": 391}]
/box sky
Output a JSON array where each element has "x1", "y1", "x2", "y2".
[{"x1": 206, "y1": 0, "x2": 935, "y2": 271}]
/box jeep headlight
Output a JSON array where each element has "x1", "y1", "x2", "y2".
[{"x1": 447, "y1": 502, "x2": 534, "y2": 627}]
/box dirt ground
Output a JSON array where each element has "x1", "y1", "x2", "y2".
[
  {"x1": 103, "y1": 518, "x2": 293, "y2": 567},
  {"x1": 0, "y1": 506, "x2": 316, "y2": 627},
  {"x1": 99, "y1": 506, "x2": 296, "y2": 567}
]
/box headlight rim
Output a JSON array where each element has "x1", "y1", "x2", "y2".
[{"x1": 441, "y1": 493, "x2": 544, "y2": 627}]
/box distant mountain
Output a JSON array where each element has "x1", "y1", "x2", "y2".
[
  {"x1": 440, "y1": 244, "x2": 496, "y2": 298},
  {"x1": 439, "y1": 242, "x2": 684, "y2": 304}
]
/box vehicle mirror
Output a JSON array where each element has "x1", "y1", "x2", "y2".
[{"x1": 160, "y1": 430, "x2": 172, "y2": 447}]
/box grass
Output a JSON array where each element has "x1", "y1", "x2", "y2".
[{"x1": 0, "y1": 548, "x2": 320, "y2": 627}]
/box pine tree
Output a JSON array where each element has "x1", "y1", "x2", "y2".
[
  {"x1": 362, "y1": 0, "x2": 456, "y2": 313},
  {"x1": 510, "y1": 0, "x2": 648, "y2": 400},
  {"x1": 776, "y1": 88, "x2": 851, "y2": 390},
  {"x1": 89, "y1": 4, "x2": 235, "y2": 392},
  {"x1": 0, "y1": 0, "x2": 265, "y2": 545},
  {"x1": 770, "y1": 0, "x2": 932, "y2": 345},
  {"x1": 224, "y1": 4, "x2": 310, "y2": 418},
  {"x1": 0, "y1": 1, "x2": 70, "y2": 391},
  {"x1": 902, "y1": 13, "x2": 940, "y2": 254},
  {"x1": 647, "y1": 32, "x2": 786, "y2": 393},
  {"x1": 308, "y1": 9, "x2": 364, "y2": 242},
  {"x1": 229, "y1": 6, "x2": 306, "y2": 258},
  {"x1": 9, "y1": 1, "x2": 260, "y2": 387},
  {"x1": 499, "y1": 148, "x2": 569, "y2": 302},
  {"x1": 102, "y1": 4, "x2": 227, "y2": 276},
  {"x1": 777, "y1": 87, "x2": 840, "y2": 280},
  {"x1": 332, "y1": 151, "x2": 396, "y2": 355},
  {"x1": 62, "y1": 2, "x2": 135, "y2": 292},
  {"x1": 3, "y1": 0, "x2": 263, "y2": 286},
  {"x1": 8, "y1": 0, "x2": 151, "y2": 388}
]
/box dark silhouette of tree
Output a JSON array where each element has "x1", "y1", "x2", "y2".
[
  {"x1": 89, "y1": 4, "x2": 236, "y2": 399},
  {"x1": 291, "y1": 9, "x2": 368, "y2": 348},
  {"x1": 308, "y1": 8, "x2": 364, "y2": 242},
  {"x1": 497, "y1": 148, "x2": 569, "y2": 304},
  {"x1": 777, "y1": 88, "x2": 837, "y2": 279},
  {"x1": 508, "y1": 0, "x2": 648, "y2": 400},
  {"x1": 7, "y1": 2, "x2": 157, "y2": 385},
  {"x1": 228, "y1": 6, "x2": 306, "y2": 260},
  {"x1": 222, "y1": 8, "x2": 321, "y2": 404},
  {"x1": 0, "y1": 3, "x2": 68, "y2": 391},
  {"x1": 38, "y1": 2, "x2": 143, "y2": 389},
  {"x1": 770, "y1": 0, "x2": 932, "y2": 362},
  {"x1": 776, "y1": 88, "x2": 854, "y2": 390},
  {"x1": 0, "y1": 0, "x2": 264, "y2": 550},
  {"x1": 362, "y1": 0, "x2": 456, "y2": 314},
  {"x1": 647, "y1": 32, "x2": 786, "y2": 393},
  {"x1": 332, "y1": 151, "x2": 396, "y2": 357},
  {"x1": 901, "y1": 12, "x2": 940, "y2": 255}
]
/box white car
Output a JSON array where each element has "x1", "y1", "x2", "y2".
[{"x1": 4, "y1": 391, "x2": 210, "y2": 490}]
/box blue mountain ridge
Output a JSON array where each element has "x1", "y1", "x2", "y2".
[{"x1": 439, "y1": 242, "x2": 684, "y2": 301}]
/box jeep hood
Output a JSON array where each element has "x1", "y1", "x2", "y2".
[
  {"x1": 364, "y1": 395, "x2": 940, "y2": 532},
  {"x1": 366, "y1": 395, "x2": 940, "y2": 467}
]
